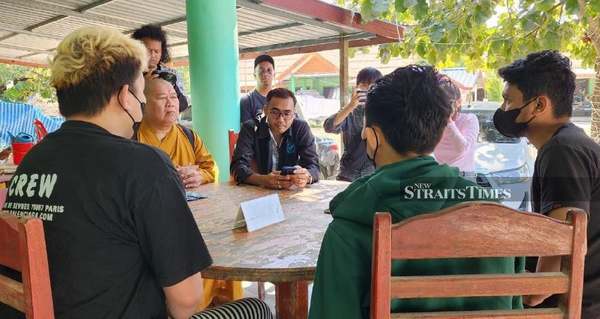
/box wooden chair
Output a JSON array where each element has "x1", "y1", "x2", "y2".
[
  {"x1": 0, "y1": 213, "x2": 54, "y2": 318},
  {"x1": 371, "y1": 201, "x2": 587, "y2": 319},
  {"x1": 0, "y1": 188, "x2": 7, "y2": 208},
  {"x1": 228, "y1": 129, "x2": 238, "y2": 161}
]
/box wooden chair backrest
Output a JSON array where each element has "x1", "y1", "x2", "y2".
[
  {"x1": 0, "y1": 188, "x2": 7, "y2": 208},
  {"x1": 371, "y1": 201, "x2": 587, "y2": 319},
  {"x1": 228, "y1": 129, "x2": 238, "y2": 161},
  {"x1": 0, "y1": 213, "x2": 54, "y2": 318}
]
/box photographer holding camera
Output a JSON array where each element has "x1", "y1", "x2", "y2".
[
  {"x1": 323, "y1": 67, "x2": 383, "y2": 182},
  {"x1": 132, "y1": 24, "x2": 189, "y2": 113}
]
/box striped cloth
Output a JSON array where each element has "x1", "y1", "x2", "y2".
[
  {"x1": 0, "y1": 101, "x2": 64, "y2": 146},
  {"x1": 191, "y1": 298, "x2": 273, "y2": 319}
]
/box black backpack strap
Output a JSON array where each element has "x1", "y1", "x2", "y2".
[{"x1": 178, "y1": 124, "x2": 196, "y2": 149}]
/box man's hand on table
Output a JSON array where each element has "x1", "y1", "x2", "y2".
[
  {"x1": 261, "y1": 172, "x2": 293, "y2": 190},
  {"x1": 176, "y1": 165, "x2": 203, "y2": 189},
  {"x1": 290, "y1": 166, "x2": 311, "y2": 188}
]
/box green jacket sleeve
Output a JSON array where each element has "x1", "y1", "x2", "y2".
[{"x1": 309, "y1": 221, "x2": 372, "y2": 319}]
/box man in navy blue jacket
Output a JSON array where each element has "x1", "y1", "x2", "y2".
[{"x1": 231, "y1": 88, "x2": 319, "y2": 189}]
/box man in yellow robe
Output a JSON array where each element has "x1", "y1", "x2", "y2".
[{"x1": 138, "y1": 76, "x2": 242, "y2": 309}]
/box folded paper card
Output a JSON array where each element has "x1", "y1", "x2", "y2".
[{"x1": 233, "y1": 194, "x2": 285, "y2": 232}]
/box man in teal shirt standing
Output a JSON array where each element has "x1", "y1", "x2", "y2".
[{"x1": 309, "y1": 65, "x2": 523, "y2": 319}]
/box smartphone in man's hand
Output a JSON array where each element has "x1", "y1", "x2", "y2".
[{"x1": 281, "y1": 166, "x2": 296, "y2": 176}]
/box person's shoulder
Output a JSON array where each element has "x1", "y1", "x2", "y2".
[
  {"x1": 122, "y1": 140, "x2": 175, "y2": 172},
  {"x1": 241, "y1": 118, "x2": 260, "y2": 132},
  {"x1": 240, "y1": 90, "x2": 258, "y2": 102},
  {"x1": 542, "y1": 124, "x2": 600, "y2": 156},
  {"x1": 462, "y1": 112, "x2": 478, "y2": 122},
  {"x1": 240, "y1": 91, "x2": 252, "y2": 105},
  {"x1": 458, "y1": 112, "x2": 479, "y2": 125},
  {"x1": 292, "y1": 118, "x2": 311, "y2": 130}
]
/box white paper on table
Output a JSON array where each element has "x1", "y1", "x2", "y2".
[{"x1": 233, "y1": 194, "x2": 285, "y2": 232}]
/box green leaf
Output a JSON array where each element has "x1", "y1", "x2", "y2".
[
  {"x1": 413, "y1": 0, "x2": 428, "y2": 19},
  {"x1": 591, "y1": 0, "x2": 600, "y2": 12},
  {"x1": 395, "y1": 0, "x2": 407, "y2": 12},
  {"x1": 405, "y1": 0, "x2": 418, "y2": 7},
  {"x1": 430, "y1": 24, "x2": 444, "y2": 42},
  {"x1": 565, "y1": 0, "x2": 579, "y2": 15},
  {"x1": 536, "y1": 0, "x2": 556, "y2": 12},
  {"x1": 416, "y1": 39, "x2": 427, "y2": 57}
]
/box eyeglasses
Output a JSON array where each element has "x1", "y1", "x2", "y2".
[{"x1": 269, "y1": 109, "x2": 294, "y2": 120}]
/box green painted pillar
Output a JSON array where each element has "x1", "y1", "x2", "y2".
[{"x1": 186, "y1": 0, "x2": 240, "y2": 182}]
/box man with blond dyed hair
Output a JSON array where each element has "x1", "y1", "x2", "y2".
[{"x1": 0, "y1": 27, "x2": 271, "y2": 319}]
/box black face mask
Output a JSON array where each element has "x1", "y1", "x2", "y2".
[
  {"x1": 119, "y1": 89, "x2": 145, "y2": 128},
  {"x1": 493, "y1": 97, "x2": 538, "y2": 138},
  {"x1": 365, "y1": 126, "x2": 379, "y2": 167}
]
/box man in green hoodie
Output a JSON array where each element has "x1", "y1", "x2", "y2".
[{"x1": 308, "y1": 65, "x2": 523, "y2": 319}]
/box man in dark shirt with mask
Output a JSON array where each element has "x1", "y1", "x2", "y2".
[{"x1": 494, "y1": 50, "x2": 600, "y2": 318}]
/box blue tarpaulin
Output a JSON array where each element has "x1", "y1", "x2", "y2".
[{"x1": 0, "y1": 100, "x2": 64, "y2": 147}]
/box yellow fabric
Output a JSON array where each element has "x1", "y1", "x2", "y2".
[
  {"x1": 137, "y1": 121, "x2": 218, "y2": 183},
  {"x1": 198, "y1": 279, "x2": 245, "y2": 311},
  {"x1": 137, "y1": 121, "x2": 242, "y2": 309}
]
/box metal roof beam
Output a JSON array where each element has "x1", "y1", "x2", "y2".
[
  {"x1": 237, "y1": 0, "x2": 350, "y2": 34},
  {"x1": 0, "y1": 57, "x2": 47, "y2": 68},
  {"x1": 16, "y1": 16, "x2": 190, "y2": 60},
  {"x1": 0, "y1": 24, "x2": 64, "y2": 41},
  {"x1": 252, "y1": 0, "x2": 402, "y2": 40},
  {"x1": 170, "y1": 36, "x2": 395, "y2": 66},
  {"x1": 0, "y1": 0, "x2": 118, "y2": 44},
  {"x1": 238, "y1": 32, "x2": 373, "y2": 54},
  {"x1": 0, "y1": 43, "x2": 50, "y2": 55},
  {"x1": 239, "y1": 22, "x2": 303, "y2": 37},
  {"x1": 2, "y1": 0, "x2": 139, "y2": 28},
  {"x1": 2, "y1": 0, "x2": 188, "y2": 38},
  {"x1": 239, "y1": 36, "x2": 394, "y2": 59},
  {"x1": 123, "y1": 16, "x2": 188, "y2": 37}
]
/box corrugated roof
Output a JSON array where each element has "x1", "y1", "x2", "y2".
[
  {"x1": 0, "y1": 0, "x2": 402, "y2": 67},
  {"x1": 440, "y1": 68, "x2": 482, "y2": 89}
]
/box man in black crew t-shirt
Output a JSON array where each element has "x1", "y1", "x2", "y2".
[
  {"x1": 0, "y1": 27, "x2": 271, "y2": 319},
  {"x1": 494, "y1": 50, "x2": 600, "y2": 318}
]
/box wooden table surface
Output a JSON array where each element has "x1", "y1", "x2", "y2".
[
  {"x1": 0, "y1": 164, "x2": 16, "y2": 184},
  {"x1": 189, "y1": 180, "x2": 349, "y2": 282}
]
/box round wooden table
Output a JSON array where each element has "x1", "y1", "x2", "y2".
[
  {"x1": 189, "y1": 180, "x2": 349, "y2": 319},
  {"x1": 0, "y1": 164, "x2": 16, "y2": 185}
]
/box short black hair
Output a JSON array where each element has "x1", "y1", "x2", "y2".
[
  {"x1": 267, "y1": 88, "x2": 296, "y2": 106},
  {"x1": 365, "y1": 65, "x2": 451, "y2": 155},
  {"x1": 356, "y1": 67, "x2": 383, "y2": 85},
  {"x1": 254, "y1": 54, "x2": 274, "y2": 69},
  {"x1": 437, "y1": 74, "x2": 461, "y2": 103},
  {"x1": 131, "y1": 24, "x2": 170, "y2": 63},
  {"x1": 498, "y1": 50, "x2": 575, "y2": 117},
  {"x1": 57, "y1": 58, "x2": 141, "y2": 117}
]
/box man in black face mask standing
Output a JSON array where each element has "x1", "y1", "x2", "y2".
[{"x1": 494, "y1": 50, "x2": 600, "y2": 318}]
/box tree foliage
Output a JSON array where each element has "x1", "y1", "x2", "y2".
[
  {"x1": 340, "y1": 0, "x2": 598, "y2": 71},
  {"x1": 0, "y1": 64, "x2": 55, "y2": 103}
]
